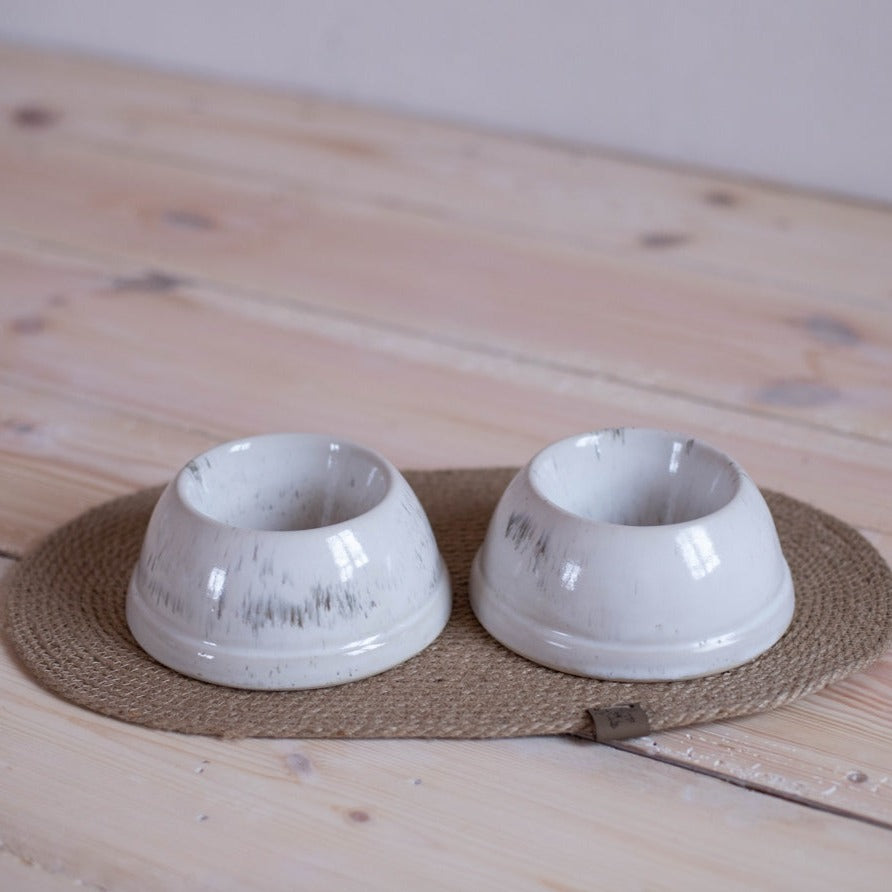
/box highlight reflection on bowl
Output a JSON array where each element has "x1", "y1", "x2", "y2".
[
  {"x1": 127, "y1": 433, "x2": 451, "y2": 689},
  {"x1": 470, "y1": 428, "x2": 794, "y2": 681}
]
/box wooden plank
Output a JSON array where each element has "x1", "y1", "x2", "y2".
[
  {"x1": 1, "y1": 258, "x2": 891, "y2": 824},
  {"x1": 0, "y1": 846, "x2": 89, "y2": 892},
  {"x1": 618, "y1": 645, "x2": 892, "y2": 827},
  {"x1": 0, "y1": 375, "x2": 217, "y2": 554},
  {"x1": 1, "y1": 42, "x2": 891, "y2": 311},
  {"x1": 0, "y1": 240, "x2": 892, "y2": 549},
  {"x1": 0, "y1": 115, "x2": 891, "y2": 445},
  {"x1": 2, "y1": 242, "x2": 891, "y2": 553},
  {"x1": 4, "y1": 388, "x2": 891, "y2": 830},
  {"x1": 2, "y1": 562, "x2": 890, "y2": 891},
  {"x1": 1, "y1": 46, "x2": 891, "y2": 879}
]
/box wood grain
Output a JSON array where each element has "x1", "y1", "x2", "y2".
[
  {"x1": 1, "y1": 359, "x2": 891, "y2": 827},
  {"x1": 1, "y1": 241, "x2": 891, "y2": 556},
  {"x1": 2, "y1": 43, "x2": 891, "y2": 310},
  {"x1": 0, "y1": 90, "x2": 890, "y2": 444},
  {"x1": 1, "y1": 44, "x2": 891, "y2": 889},
  {"x1": 0, "y1": 846, "x2": 86, "y2": 892},
  {"x1": 2, "y1": 562, "x2": 891, "y2": 891},
  {"x1": 619, "y1": 660, "x2": 892, "y2": 826}
]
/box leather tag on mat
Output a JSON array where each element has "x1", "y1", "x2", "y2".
[{"x1": 3, "y1": 468, "x2": 891, "y2": 739}]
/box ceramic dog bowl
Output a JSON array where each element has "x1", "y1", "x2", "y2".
[
  {"x1": 126, "y1": 433, "x2": 451, "y2": 689},
  {"x1": 470, "y1": 428, "x2": 794, "y2": 681}
]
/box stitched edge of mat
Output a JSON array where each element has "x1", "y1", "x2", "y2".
[{"x1": 3, "y1": 468, "x2": 891, "y2": 739}]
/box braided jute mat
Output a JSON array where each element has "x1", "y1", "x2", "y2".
[{"x1": 3, "y1": 468, "x2": 891, "y2": 740}]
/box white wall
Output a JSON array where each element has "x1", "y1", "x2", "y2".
[{"x1": 2, "y1": 0, "x2": 890, "y2": 203}]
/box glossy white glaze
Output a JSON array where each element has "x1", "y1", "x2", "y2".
[
  {"x1": 470, "y1": 429, "x2": 794, "y2": 680},
  {"x1": 127, "y1": 433, "x2": 451, "y2": 689}
]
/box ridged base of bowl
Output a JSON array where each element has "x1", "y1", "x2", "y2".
[
  {"x1": 127, "y1": 560, "x2": 452, "y2": 690},
  {"x1": 469, "y1": 552, "x2": 795, "y2": 681}
]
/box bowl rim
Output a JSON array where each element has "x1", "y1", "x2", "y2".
[
  {"x1": 526, "y1": 427, "x2": 747, "y2": 532},
  {"x1": 173, "y1": 431, "x2": 400, "y2": 536}
]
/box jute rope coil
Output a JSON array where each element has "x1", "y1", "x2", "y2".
[{"x1": 3, "y1": 468, "x2": 891, "y2": 740}]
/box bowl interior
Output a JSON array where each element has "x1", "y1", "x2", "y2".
[
  {"x1": 178, "y1": 435, "x2": 390, "y2": 531},
  {"x1": 530, "y1": 429, "x2": 740, "y2": 527}
]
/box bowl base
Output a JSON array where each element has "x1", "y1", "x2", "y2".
[
  {"x1": 127, "y1": 559, "x2": 452, "y2": 690},
  {"x1": 469, "y1": 552, "x2": 795, "y2": 682}
]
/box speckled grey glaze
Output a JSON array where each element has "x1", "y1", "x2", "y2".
[
  {"x1": 470, "y1": 429, "x2": 794, "y2": 681},
  {"x1": 127, "y1": 433, "x2": 451, "y2": 689}
]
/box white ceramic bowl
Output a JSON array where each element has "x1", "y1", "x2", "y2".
[
  {"x1": 470, "y1": 429, "x2": 794, "y2": 680},
  {"x1": 127, "y1": 433, "x2": 451, "y2": 689}
]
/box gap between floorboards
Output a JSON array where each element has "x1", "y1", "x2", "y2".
[
  {"x1": 606, "y1": 739, "x2": 892, "y2": 833},
  {"x1": 3, "y1": 228, "x2": 891, "y2": 453}
]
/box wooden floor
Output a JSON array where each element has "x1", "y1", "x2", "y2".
[{"x1": 1, "y1": 45, "x2": 891, "y2": 890}]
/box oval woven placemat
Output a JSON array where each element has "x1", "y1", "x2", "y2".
[{"x1": 3, "y1": 467, "x2": 891, "y2": 739}]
